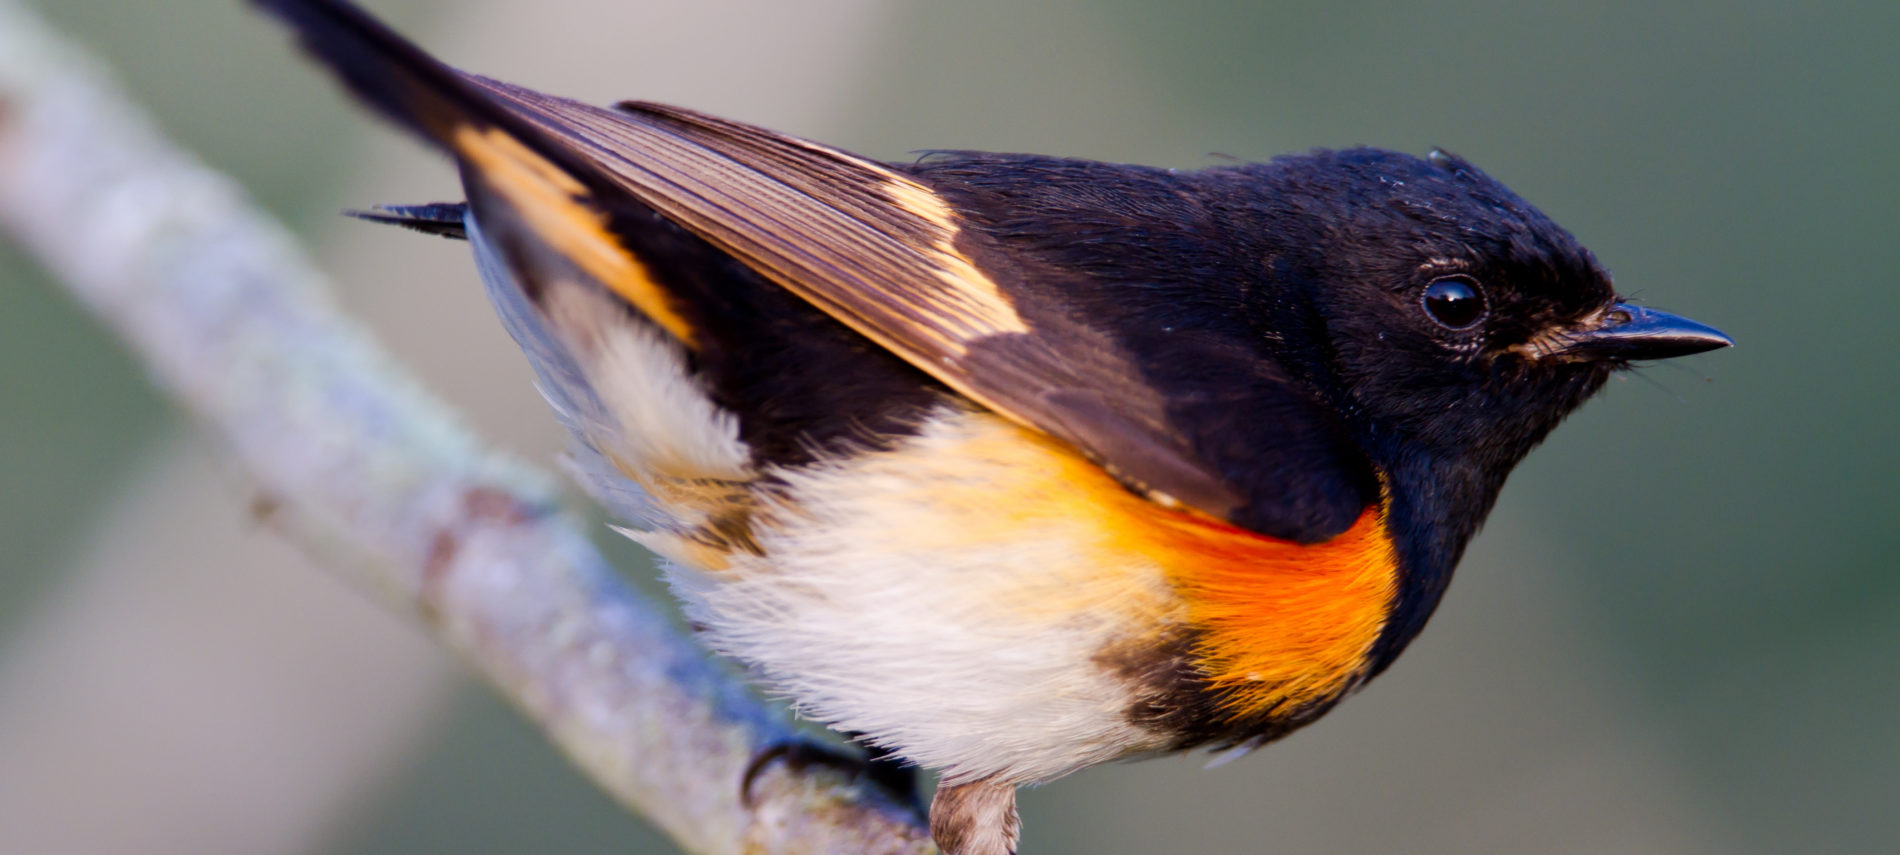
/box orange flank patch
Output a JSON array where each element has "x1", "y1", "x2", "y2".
[
  {"x1": 1133, "y1": 503, "x2": 1396, "y2": 719},
  {"x1": 983, "y1": 418, "x2": 1398, "y2": 720},
  {"x1": 449, "y1": 125, "x2": 699, "y2": 346}
]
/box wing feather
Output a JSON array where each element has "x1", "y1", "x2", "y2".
[
  {"x1": 259, "y1": 0, "x2": 1368, "y2": 535},
  {"x1": 469, "y1": 78, "x2": 1247, "y2": 518}
]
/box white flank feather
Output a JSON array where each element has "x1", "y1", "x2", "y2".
[
  {"x1": 670, "y1": 404, "x2": 1180, "y2": 785},
  {"x1": 465, "y1": 215, "x2": 747, "y2": 533}
]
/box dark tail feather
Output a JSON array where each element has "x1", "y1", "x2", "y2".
[
  {"x1": 253, "y1": 0, "x2": 603, "y2": 186},
  {"x1": 348, "y1": 202, "x2": 469, "y2": 239},
  {"x1": 253, "y1": 0, "x2": 484, "y2": 145},
  {"x1": 260, "y1": 0, "x2": 706, "y2": 347}
]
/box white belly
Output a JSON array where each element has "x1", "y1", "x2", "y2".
[{"x1": 667, "y1": 404, "x2": 1185, "y2": 785}]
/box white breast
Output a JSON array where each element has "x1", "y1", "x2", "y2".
[{"x1": 668, "y1": 405, "x2": 1183, "y2": 785}]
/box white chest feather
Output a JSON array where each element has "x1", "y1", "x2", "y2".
[{"x1": 668, "y1": 407, "x2": 1185, "y2": 785}]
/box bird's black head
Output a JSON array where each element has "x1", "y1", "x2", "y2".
[
  {"x1": 1207, "y1": 147, "x2": 1729, "y2": 665},
  {"x1": 1216, "y1": 148, "x2": 1634, "y2": 473}
]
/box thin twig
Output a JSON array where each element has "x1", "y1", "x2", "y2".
[{"x1": 0, "y1": 3, "x2": 930, "y2": 852}]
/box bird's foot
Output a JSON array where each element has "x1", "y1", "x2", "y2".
[{"x1": 740, "y1": 737, "x2": 922, "y2": 812}]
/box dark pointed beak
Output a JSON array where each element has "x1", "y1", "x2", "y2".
[{"x1": 1556, "y1": 302, "x2": 1733, "y2": 361}]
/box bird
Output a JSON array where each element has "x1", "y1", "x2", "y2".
[{"x1": 255, "y1": 1, "x2": 1732, "y2": 852}]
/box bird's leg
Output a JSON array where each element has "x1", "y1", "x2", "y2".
[{"x1": 929, "y1": 778, "x2": 1021, "y2": 855}]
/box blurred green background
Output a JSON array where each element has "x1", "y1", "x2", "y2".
[{"x1": 2, "y1": 1, "x2": 1894, "y2": 853}]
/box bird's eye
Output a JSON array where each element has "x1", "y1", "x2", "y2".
[{"x1": 1421, "y1": 277, "x2": 1486, "y2": 329}]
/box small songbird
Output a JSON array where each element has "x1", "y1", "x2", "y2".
[{"x1": 257, "y1": 2, "x2": 1731, "y2": 852}]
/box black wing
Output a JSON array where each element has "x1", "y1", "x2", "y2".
[{"x1": 257, "y1": 0, "x2": 1376, "y2": 541}]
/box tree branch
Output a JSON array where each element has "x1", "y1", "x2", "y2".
[{"x1": 0, "y1": 3, "x2": 930, "y2": 852}]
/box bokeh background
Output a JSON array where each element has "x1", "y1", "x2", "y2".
[{"x1": 2, "y1": 1, "x2": 1894, "y2": 853}]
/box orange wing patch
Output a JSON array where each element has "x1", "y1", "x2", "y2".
[{"x1": 451, "y1": 125, "x2": 698, "y2": 346}]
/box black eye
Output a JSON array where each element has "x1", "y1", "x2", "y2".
[{"x1": 1421, "y1": 276, "x2": 1486, "y2": 329}]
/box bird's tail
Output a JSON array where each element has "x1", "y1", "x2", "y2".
[
  {"x1": 255, "y1": 0, "x2": 704, "y2": 346},
  {"x1": 256, "y1": 0, "x2": 555, "y2": 164},
  {"x1": 258, "y1": 0, "x2": 751, "y2": 537}
]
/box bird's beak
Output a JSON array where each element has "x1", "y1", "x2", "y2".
[{"x1": 1552, "y1": 302, "x2": 1733, "y2": 362}]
